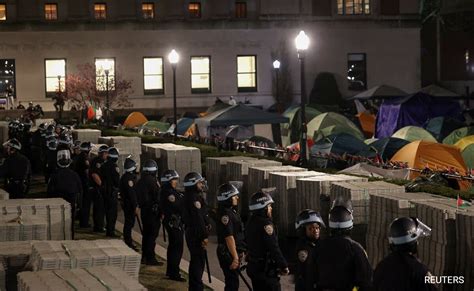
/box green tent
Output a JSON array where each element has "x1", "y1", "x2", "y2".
[
  {"x1": 364, "y1": 138, "x2": 378, "y2": 145},
  {"x1": 460, "y1": 144, "x2": 474, "y2": 169},
  {"x1": 392, "y1": 126, "x2": 437, "y2": 142},
  {"x1": 281, "y1": 105, "x2": 321, "y2": 146},
  {"x1": 141, "y1": 120, "x2": 171, "y2": 132},
  {"x1": 443, "y1": 127, "x2": 474, "y2": 145},
  {"x1": 307, "y1": 112, "x2": 364, "y2": 141}
]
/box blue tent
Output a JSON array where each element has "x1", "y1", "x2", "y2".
[{"x1": 177, "y1": 117, "x2": 195, "y2": 136}]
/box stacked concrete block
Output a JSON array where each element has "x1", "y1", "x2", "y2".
[
  {"x1": 454, "y1": 205, "x2": 474, "y2": 291},
  {"x1": 72, "y1": 129, "x2": 101, "y2": 144},
  {"x1": 99, "y1": 136, "x2": 142, "y2": 172},
  {"x1": 0, "y1": 121, "x2": 9, "y2": 145},
  {"x1": 0, "y1": 189, "x2": 8, "y2": 200},
  {"x1": 247, "y1": 166, "x2": 307, "y2": 197},
  {"x1": 0, "y1": 241, "x2": 33, "y2": 291},
  {"x1": 0, "y1": 215, "x2": 47, "y2": 241}
]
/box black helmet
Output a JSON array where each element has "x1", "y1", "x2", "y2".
[
  {"x1": 98, "y1": 145, "x2": 109, "y2": 154},
  {"x1": 161, "y1": 169, "x2": 179, "y2": 183},
  {"x1": 142, "y1": 159, "x2": 158, "y2": 173},
  {"x1": 46, "y1": 138, "x2": 58, "y2": 151},
  {"x1": 389, "y1": 217, "x2": 431, "y2": 247},
  {"x1": 107, "y1": 147, "x2": 119, "y2": 159},
  {"x1": 217, "y1": 183, "x2": 239, "y2": 202},
  {"x1": 295, "y1": 209, "x2": 326, "y2": 230},
  {"x1": 58, "y1": 134, "x2": 72, "y2": 146},
  {"x1": 72, "y1": 140, "x2": 81, "y2": 150},
  {"x1": 328, "y1": 205, "x2": 353, "y2": 230},
  {"x1": 124, "y1": 157, "x2": 137, "y2": 173},
  {"x1": 249, "y1": 191, "x2": 274, "y2": 211},
  {"x1": 183, "y1": 172, "x2": 205, "y2": 187},
  {"x1": 3, "y1": 138, "x2": 21, "y2": 151},
  {"x1": 80, "y1": 142, "x2": 92, "y2": 152},
  {"x1": 57, "y1": 149, "x2": 72, "y2": 168}
]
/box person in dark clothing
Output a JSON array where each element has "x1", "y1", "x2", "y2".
[
  {"x1": 76, "y1": 142, "x2": 92, "y2": 228},
  {"x1": 44, "y1": 137, "x2": 58, "y2": 184},
  {"x1": 90, "y1": 145, "x2": 108, "y2": 232},
  {"x1": 136, "y1": 159, "x2": 163, "y2": 266},
  {"x1": 216, "y1": 183, "x2": 246, "y2": 291},
  {"x1": 47, "y1": 150, "x2": 82, "y2": 239},
  {"x1": 374, "y1": 217, "x2": 437, "y2": 291},
  {"x1": 294, "y1": 209, "x2": 325, "y2": 291},
  {"x1": 0, "y1": 139, "x2": 31, "y2": 199},
  {"x1": 316, "y1": 200, "x2": 373, "y2": 291},
  {"x1": 182, "y1": 172, "x2": 210, "y2": 291},
  {"x1": 120, "y1": 157, "x2": 139, "y2": 250},
  {"x1": 160, "y1": 169, "x2": 186, "y2": 282},
  {"x1": 245, "y1": 191, "x2": 289, "y2": 291},
  {"x1": 102, "y1": 147, "x2": 120, "y2": 237}
]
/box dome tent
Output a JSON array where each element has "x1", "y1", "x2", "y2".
[
  {"x1": 307, "y1": 112, "x2": 364, "y2": 141},
  {"x1": 123, "y1": 112, "x2": 148, "y2": 128},
  {"x1": 392, "y1": 126, "x2": 437, "y2": 143}
]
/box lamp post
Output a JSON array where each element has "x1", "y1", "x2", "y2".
[
  {"x1": 104, "y1": 69, "x2": 110, "y2": 127},
  {"x1": 168, "y1": 49, "x2": 180, "y2": 138},
  {"x1": 57, "y1": 75, "x2": 62, "y2": 120},
  {"x1": 273, "y1": 60, "x2": 281, "y2": 113},
  {"x1": 295, "y1": 30, "x2": 310, "y2": 165}
]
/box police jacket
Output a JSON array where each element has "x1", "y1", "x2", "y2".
[
  {"x1": 245, "y1": 214, "x2": 287, "y2": 271},
  {"x1": 89, "y1": 156, "x2": 105, "y2": 188},
  {"x1": 45, "y1": 149, "x2": 57, "y2": 171},
  {"x1": 217, "y1": 206, "x2": 246, "y2": 252},
  {"x1": 47, "y1": 167, "x2": 82, "y2": 199},
  {"x1": 74, "y1": 152, "x2": 90, "y2": 186},
  {"x1": 102, "y1": 159, "x2": 120, "y2": 194},
  {"x1": 373, "y1": 251, "x2": 437, "y2": 291},
  {"x1": 0, "y1": 152, "x2": 31, "y2": 182},
  {"x1": 159, "y1": 183, "x2": 183, "y2": 221},
  {"x1": 296, "y1": 237, "x2": 319, "y2": 291},
  {"x1": 119, "y1": 172, "x2": 138, "y2": 210},
  {"x1": 136, "y1": 173, "x2": 160, "y2": 210},
  {"x1": 182, "y1": 188, "x2": 209, "y2": 243},
  {"x1": 316, "y1": 235, "x2": 373, "y2": 291}
]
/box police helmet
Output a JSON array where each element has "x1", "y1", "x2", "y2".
[
  {"x1": 142, "y1": 159, "x2": 158, "y2": 173},
  {"x1": 124, "y1": 157, "x2": 137, "y2": 173},
  {"x1": 57, "y1": 149, "x2": 72, "y2": 168},
  {"x1": 295, "y1": 209, "x2": 326, "y2": 230},
  {"x1": 183, "y1": 172, "x2": 205, "y2": 187},
  {"x1": 3, "y1": 138, "x2": 21, "y2": 151},
  {"x1": 72, "y1": 140, "x2": 81, "y2": 150},
  {"x1": 80, "y1": 142, "x2": 92, "y2": 152},
  {"x1": 388, "y1": 217, "x2": 431, "y2": 246},
  {"x1": 107, "y1": 147, "x2": 119, "y2": 159},
  {"x1": 58, "y1": 134, "x2": 72, "y2": 145},
  {"x1": 217, "y1": 183, "x2": 239, "y2": 202},
  {"x1": 249, "y1": 191, "x2": 274, "y2": 211},
  {"x1": 98, "y1": 145, "x2": 109, "y2": 154},
  {"x1": 328, "y1": 204, "x2": 354, "y2": 230},
  {"x1": 161, "y1": 169, "x2": 179, "y2": 183},
  {"x1": 46, "y1": 138, "x2": 58, "y2": 151}
]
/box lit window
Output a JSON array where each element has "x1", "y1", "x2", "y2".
[
  {"x1": 0, "y1": 4, "x2": 6, "y2": 21},
  {"x1": 95, "y1": 58, "x2": 115, "y2": 91},
  {"x1": 143, "y1": 57, "x2": 164, "y2": 94},
  {"x1": 235, "y1": 2, "x2": 247, "y2": 18},
  {"x1": 45, "y1": 4, "x2": 58, "y2": 20},
  {"x1": 237, "y1": 56, "x2": 257, "y2": 92},
  {"x1": 191, "y1": 56, "x2": 211, "y2": 93},
  {"x1": 142, "y1": 3, "x2": 154, "y2": 19},
  {"x1": 45, "y1": 59, "x2": 66, "y2": 97},
  {"x1": 337, "y1": 0, "x2": 370, "y2": 15},
  {"x1": 347, "y1": 53, "x2": 367, "y2": 91},
  {"x1": 188, "y1": 2, "x2": 201, "y2": 18},
  {"x1": 0, "y1": 59, "x2": 16, "y2": 98},
  {"x1": 94, "y1": 3, "x2": 107, "y2": 20}
]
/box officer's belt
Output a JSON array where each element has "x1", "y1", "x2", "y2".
[{"x1": 6, "y1": 178, "x2": 26, "y2": 184}]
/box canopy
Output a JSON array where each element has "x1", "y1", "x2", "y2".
[
  {"x1": 391, "y1": 141, "x2": 470, "y2": 190},
  {"x1": 307, "y1": 112, "x2": 364, "y2": 141},
  {"x1": 141, "y1": 120, "x2": 170, "y2": 132},
  {"x1": 443, "y1": 127, "x2": 474, "y2": 145},
  {"x1": 392, "y1": 126, "x2": 437, "y2": 142},
  {"x1": 123, "y1": 112, "x2": 148, "y2": 128},
  {"x1": 281, "y1": 105, "x2": 321, "y2": 146},
  {"x1": 424, "y1": 116, "x2": 465, "y2": 142},
  {"x1": 376, "y1": 92, "x2": 462, "y2": 138},
  {"x1": 349, "y1": 85, "x2": 407, "y2": 100},
  {"x1": 356, "y1": 112, "x2": 376, "y2": 138},
  {"x1": 368, "y1": 137, "x2": 410, "y2": 161},
  {"x1": 177, "y1": 117, "x2": 195, "y2": 136},
  {"x1": 420, "y1": 84, "x2": 461, "y2": 98},
  {"x1": 202, "y1": 101, "x2": 231, "y2": 116}
]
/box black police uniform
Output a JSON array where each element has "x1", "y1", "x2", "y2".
[
  {"x1": 316, "y1": 235, "x2": 373, "y2": 291},
  {"x1": 120, "y1": 171, "x2": 138, "y2": 247},
  {"x1": 76, "y1": 151, "x2": 91, "y2": 227},
  {"x1": 136, "y1": 173, "x2": 162, "y2": 263},
  {"x1": 44, "y1": 148, "x2": 57, "y2": 184},
  {"x1": 216, "y1": 206, "x2": 246, "y2": 291},
  {"x1": 102, "y1": 159, "x2": 120, "y2": 236},
  {"x1": 160, "y1": 183, "x2": 185, "y2": 279},
  {"x1": 47, "y1": 166, "x2": 82, "y2": 239},
  {"x1": 0, "y1": 151, "x2": 31, "y2": 199},
  {"x1": 90, "y1": 156, "x2": 106, "y2": 231},
  {"x1": 183, "y1": 188, "x2": 210, "y2": 291},
  {"x1": 245, "y1": 215, "x2": 288, "y2": 291},
  {"x1": 373, "y1": 251, "x2": 437, "y2": 291},
  {"x1": 295, "y1": 237, "x2": 319, "y2": 291}
]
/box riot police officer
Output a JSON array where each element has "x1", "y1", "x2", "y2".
[
  {"x1": 44, "y1": 137, "x2": 58, "y2": 184},
  {"x1": 160, "y1": 170, "x2": 186, "y2": 282},
  {"x1": 136, "y1": 159, "x2": 163, "y2": 266},
  {"x1": 120, "y1": 157, "x2": 139, "y2": 250},
  {"x1": 71, "y1": 140, "x2": 82, "y2": 168},
  {"x1": 57, "y1": 133, "x2": 72, "y2": 151},
  {"x1": 374, "y1": 217, "x2": 436, "y2": 291},
  {"x1": 216, "y1": 183, "x2": 246, "y2": 291},
  {"x1": 90, "y1": 145, "x2": 108, "y2": 232},
  {"x1": 182, "y1": 172, "x2": 210, "y2": 291},
  {"x1": 77, "y1": 142, "x2": 92, "y2": 228},
  {"x1": 316, "y1": 200, "x2": 373, "y2": 290},
  {"x1": 102, "y1": 147, "x2": 120, "y2": 237},
  {"x1": 47, "y1": 150, "x2": 82, "y2": 239},
  {"x1": 0, "y1": 139, "x2": 31, "y2": 199},
  {"x1": 246, "y1": 191, "x2": 289, "y2": 291},
  {"x1": 295, "y1": 209, "x2": 325, "y2": 291}
]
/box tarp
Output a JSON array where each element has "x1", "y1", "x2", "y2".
[
  {"x1": 201, "y1": 101, "x2": 231, "y2": 116},
  {"x1": 454, "y1": 136, "x2": 474, "y2": 169},
  {"x1": 356, "y1": 112, "x2": 376, "y2": 138},
  {"x1": 248, "y1": 136, "x2": 276, "y2": 148},
  {"x1": 177, "y1": 117, "x2": 195, "y2": 136},
  {"x1": 443, "y1": 127, "x2": 474, "y2": 145},
  {"x1": 392, "y1": 126, "x2": 437, "y2": 142},
  {"x1": 424, "y1": 116, "x2": 465, "y2": 142},
  {"x1": 307, "y1": 112, "x2": 364, "y2": 141},
  {"x1": 376, "y1": 92, "x2": 462, "y2": 138},
  {"x1": 281, "y1": 105, "x2": 321, "y2": 146},
  {"x1": 225, "y1": 125, "x2": 254, "y2": 141},
  {"x1": 123, "y1": 112, "x2": 148, "y2": 128},
  {"x1": 339, "y1": 163, "x2": 410, "y2": 180},
  {"x1": 141, "y1": 120, "x2": 170, "y2": 132},
  {"x1": 368, "y1": 137, "x2": 410, "y2": 161},
  {"x1": 349, "y1": 85, "x2": 407, "y2": 100},
  {"x1": 390, "y1": 141, "x2": 470, "y2": 190},
  {"x1": 420, "y1": 84, "x2": 461, "y2": 98}
]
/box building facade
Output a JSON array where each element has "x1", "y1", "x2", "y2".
[{"x1": 0, "y1": 0, "x2": 421, "y2": 111}]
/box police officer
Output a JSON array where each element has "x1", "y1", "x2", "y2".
[
  {"x1": 136, "y1": 159, "x2": 163, "y2": 266},
  {"x1": 0, "y1": 139, "x2": 31, "y2": 199},
  {"x1": 295, "y1": 209, "x2": 325, "y2": 291},
  {"x1": 44, "y1": 137, "x2": 58, "y2": 184},
  {"x1": 160, "y1": 170, "x2": 186, "y2": 282},
  {"x1": 57, "y1": 133, "x2": 72, "y2": 151},
  {"x1": 71, "y1": 140, "x2": 82, "y2": 167},
  {"x1": 47, "y1": 150, "x2": 82, "y2": 239},
  {"x1": 120, "y1": 157, "x2": 139, "y2": 250},
  {"x1": 90, "y1": 145, "x2": 108, "y2": 232},
  {"x1": 77, "y1": 142, "x2": 92, "y2": 228},
  {"x1": 246, "y1": 191, "x2": 289, "y2": 291},
  {"x1": 102, "y1": 147, "x2": 120, "y2": 237},
  {"x1": 316, "y1": 200, "x2": 373, "y2": 290},
  {"x1": 374, "y1": 217, "x2": 436, "y2": 291},
  {"x1": 182, "y1": 172, "x2": 210, "y2": 291},
  {"x1": 216, "y1": 183, "x2": 246, "y2": 291}
]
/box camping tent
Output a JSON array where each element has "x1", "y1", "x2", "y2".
[
  {"x1": 420, "y1": 84, "x2": 461, "y2": 98},
  {"x1": 281, "y1": 105, "x2": 321, "y2": 146},
  {"x1": 392, "y1": 126, "x2": 437, "y2": 142},
  {"x1": 140, "y1": 120, "x2": 170, "y2": 132},
  {"x1": 391, "y1": 141, "x2": 470, "y2": 190},
  {"x1": 349, "y1": 85, "x2": 407, "y2": 100},
  {"x1": 307, "y1": 112, "x2": 364, "y2": 141},
  {"x1": 424, "y1": 116, "x2": 465, "y2": 142},
  {"x1": 454, "y1": 136, "x2": 474, "y2": 169},
  {"x1": 356, "y1": 112, "x2": 376, "y2": 137},
  {"x1": 123, "y1": 112, "x2": 148, "y2": 128},
  {"x1": 201, "y1": 101, "x2": 231, "y2": 116},
  {"x1": 443, "y1": 127, "x2": 474, "y2": 145},
  {"x1": 177, "y1": 117, "x2": 196, "y2": 136},
  {"x1": 376, "y1": 92, "x2": 462, "y2": 138},
  {"x1": 368, "y1": 137, "x2": 410, "y2": 161}
]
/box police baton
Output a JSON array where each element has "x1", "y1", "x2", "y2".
[
  {"x1": 135, "y1": 214, "x2": 143, "y2": 234},
  {"x1": 236, "y1": 268, "x2": 252, "y2": 291},
  {"x1": 204, "y1": 249, "x2": 212, "y2": 283},
  {"x1": 162, "y1": 223, "x2": 167, "y2": 242}
]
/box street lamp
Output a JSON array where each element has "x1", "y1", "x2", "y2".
[
  {"x1": 104, "y1": 69, "x2": 110, "y2": 127},
  {"x1": 273, "y1": 60, "x2": 281, "y2": 113},
  {"x1": 168, "y1": 49, "x2": 180, "y2": 138},
  {"x1": 57, "y1": 75, "x2": 62, "y2": 120},
  {"x1": 295, "y1": 30, "x2": 310, "y2": 165}
]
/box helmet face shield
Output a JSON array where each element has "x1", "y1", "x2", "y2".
[
  {"x1": 389, "y1": 217, "x2": 431, "y2": 245},
  {"x1": 414, "y1": 218, "x2": 431, "y2": 239}
]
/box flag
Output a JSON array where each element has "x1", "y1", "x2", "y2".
[{"x1": 457, "y1": 195, "x2": 472, "y2": 208}]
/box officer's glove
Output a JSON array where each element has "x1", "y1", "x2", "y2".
[{"x1": 201, "y1": 238, "x2": 209, "y2": 249}]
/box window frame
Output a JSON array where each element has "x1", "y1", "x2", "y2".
[
  {"x1": 347, "y1": 53, "x2": 367, "y2": 91},
  {"x1": 235, "y1": 2, "x2": 247, "y2": 18},
  {"x1": 337, "y1": 0, "x2": 371, "y2": 15},
  {"x1": 0, "y1": 3, "x2": 7, "y2": 21},
  {"x1": 94, "y1": 3, "x2": 107, "y2": 20},
  {"x1": 190, "y1": 56, "x2": 212, "y2": 94},
  {"x1": 143, "y1": 56, "x2": 165, "y2": 95},
  {"x1": 94, "y1": 57, "x2": 116, "y2": 92},
  {"x1": 236, "y1": 55, "x2": 257, "y2": 93},
  {"x1": 188, "y1": 2, "x2": 201, "y2": 18},
  {"x1": 44, "y1": 3, "x2": 58, "y2": 21},
  {"x1": 0, "y1": 59, "x2": 16, "y2": 99},
  {"x1": 142, "y1": 2, "x2": 155, "y2": 19},
  {"x1": 44, "y1": 58, "x2": 67, "y2": 98}
]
